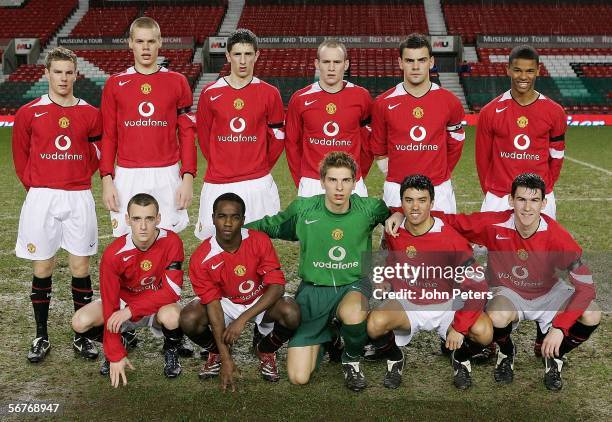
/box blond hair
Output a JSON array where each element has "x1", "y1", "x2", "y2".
[
  {"x1": 317, "y1": 39, "x2": 348, "y2": 60},
  {"x1": 45, "y1": 46, "x2": 77, "y2": 70},
  {"x1": 129, "y1": 17, "x2": 161, "y2": 39}
]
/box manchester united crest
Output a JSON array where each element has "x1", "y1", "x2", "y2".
[
  {"x1": 412, "y1": 107, "x2": 424, "y2": 119},
  {"x1": 141, "y1": 260, "x2": 153, "y2": 271},
  {"x1": 234, "y1": 265, "x2": 247, "y2": 277},
  {"x1": 233, "y1": 98, "x2": 245, "y2": 110},
  {"x1": 326, "y1": 102, "x2": 337, "y2": 115},
  {"x1": 58, "y1": 117, "x2": 70, "y2": 128},
  {"x1": 27, "y1": 243, "x2": 36, "y2": 254},
  {"x1": 517, "y1": 116, "x2": 528, "y2": 128},
  {"x1": 111, "y1": 218, "x2": 118, "y2": 229},
  {"x1": 406, "y1": 245, "x2": 417, "y2": 258},
  {"x1": 331, "y1": 229, "x2": 344, "y2": 241},
  {"x1": 517, "y1": 249, "x2": 529, "y2": 261},
  {"x1": 141, "y1": 83, "x2": 152, "y2": 95}
]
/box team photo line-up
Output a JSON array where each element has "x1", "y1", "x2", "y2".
[{"x1": 12, "y1": 16, "x2": 600, "y2": 393}]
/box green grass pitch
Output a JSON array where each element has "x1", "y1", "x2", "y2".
[{"x1": 0, "y1": 126, "x2": 610, "y2": 420}]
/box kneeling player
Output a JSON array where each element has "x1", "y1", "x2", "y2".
[
  {"x1": 247, "y1": 152, "x2": 390, "y2": 392},
  {"x1": 368, "y1": 175, "x2": 492, "y2": 390},
  {"x1": 386, "y1": 173, "x2": 601, "y2": 390},
  {"x1": 72, "y1": 194, "x2": 186, "y2": 387},
  {"x1": 181, "y1": 193, "x2": 300, "y2": 389}
]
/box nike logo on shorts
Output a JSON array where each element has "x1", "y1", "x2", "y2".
[{"x1": 388, "y1": 103, "x2": 400, "y2": 110}]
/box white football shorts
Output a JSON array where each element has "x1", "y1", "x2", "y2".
[
  {"x1": 393, "y1": 299, "x2": 456, "y2": 346},
  {"x1": 383, "y1": 178, "x2": 456, "y2": 213},
  {"x1": 110, "y1": 163, "x2": 189, "y2": 237},
  {"x1": 195, "y1": 173, "x2": 280, "y2": 240},
  {"x1": 16, "y1": 188, "x2": 98, "y2": 260}
]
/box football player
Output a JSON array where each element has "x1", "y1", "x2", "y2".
[
  {"x1": 370, "y1": 33, "x2": 465, "y2": 213},
  {"x1": 72, "y1": 194, "x2": 186, "y2": 387},
  {"x1": 181, "y1": 193, "x2": 300, "y2": 390},
  {"x1": 247, "y1": 152, "x2": 389, "y2": 392},
  {"x1": 195, "y1": 29, "x2": 285, "y2": 238},
  {"x1": 12, "y1": 47, "x2": 102, "y2": 363}
]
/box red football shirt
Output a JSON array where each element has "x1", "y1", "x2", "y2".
[
  {"x1": 438, "y1": 210, "x2": 596, "y2": 334},
  {"x1": 189, "y1": 229, "x2": 285, "y2": 305},
  {"x1": 370, "y1": 82, "x2": 465, "y2": 185},
  {"x1": 285, "y1": 81, "x2": 372, "y2": 186},
  {"x1": 476, "y1": 91, "x2": 566, "y2": 196},
  {"x1": 12, "y1": 95, "x2": 101, "y2": 190},
  {"x1": 100, "y1": 229, "x2": 184, "y2": 362},
  {"x1": 384, "y1": 217, "x2": 487, "y2": 335},
  {"x1": 196, "y1": 77, "x2": 285, "y2": 183},
  {"x1": 100, "y1": 66, "x2": 197, "y2": 178}
]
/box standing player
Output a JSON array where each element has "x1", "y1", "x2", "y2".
[
  {"x1": 367, "y1": 175, "x2": 491, "y2": 390},
  {"x1": 195, "y1": 29, "x2": 285, "y2": 238},
  {"x1": 285, "y1": 39, "x2": 373, "y2": 197},
  {"x1": 370, "y1": 33, "x2": 465, "y2": 213},
  {"x1": 12, "y1": 47, "x2": 102, "y2": 363},
  {"x1": 180, "y1": 193, "x2": 300, "y2": 389},
  {"x1": 247, "y1": 152, "x2": 389, "y2": 392},
  {"x1": 72, "y1": 194, "x2": 185, "y2": 387},
  {"x1": 386, "y1": 174, "x2": 601, "y2": 390},
  {"x1": 100, "y1": 17, "x2": 196, "y2": 237},
  {"x1": 476, "y1": 45, "x2": 566, "y2": 219}
]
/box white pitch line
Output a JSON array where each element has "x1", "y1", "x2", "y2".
[{"x1": 566, "y1": 156, "x2": 612, "y2": 176}]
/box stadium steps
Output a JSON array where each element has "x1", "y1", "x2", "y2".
[
  {"x1": 193, "y1": 73, "x2": 220, "y2": 109},
  {"x1": 424, "y1": 0, "x2": 447, "y2": 35},
  {"x1": 438, "y1": 72, "x2": 468, "y2": 112},
  {"x1": 193, "y1": 47, "x2": 203, "y2": 64},
  {"x1": 463, "y1": 46, "x2": 478, "y2": 62},
  {"x1": 218, "y1": 0, "x2": 245, "y2": 36},
  {"x1": 37, "y1": 0, "x2": 89, "y2": 64}
]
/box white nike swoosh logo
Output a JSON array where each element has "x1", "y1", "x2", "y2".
[
  {"x1": 496, "y1": 107, "x2": 508, "y2": 113},
  {"x1": 34, "y1": 112, "x2": 48, "y2": 117},
  {"x1": 118, "y1": 80, "x2": 131, "y2": 87},
  {"x1": 211, "y1": 262, "x2": 223, "y2": 270},
  {"x1": 83, "y1": 295, "x2": 93, "y2": 301},
  {"x1": 304, "y1": 99, "x2": 317, "y2": 106},
  {"x1": 210, "y1": 94, "x2": 223, "y2": 101},
  {"x1": 496, "y1": 234, "x2": 510, "y2": 240},
  {"x1": 123, "y1": 255, "x2": 135, "y2": 262},
  {"x1": 388, "y1": 103, "x2": 400, "y2": 110},
  {"x1": 305, "y1": 219, "x2": 319, "y2": 225}
]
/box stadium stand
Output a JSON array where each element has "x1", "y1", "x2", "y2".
[
  {"x1": 0, "y1": 0, "x2": 77, "y2": 47},
  {"x1": 71, "y1": 6, "x2": 139, "y2": 37},
  {"x1": 143, "y1": 4, "x2": 226, "y2": 44},
  {"x1": 443, "y1": 1, "x2": 612, "y2": 44},
  {"x1": 461, "y1": 48, "x2": 612, "y2": 113},
  {"x1": 238, "y1": 3, "x2": 427, "y2": 36}
]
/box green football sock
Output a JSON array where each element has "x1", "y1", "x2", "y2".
[{"x1": 341, "y1": 321, "x2": 367, "y2": 363}]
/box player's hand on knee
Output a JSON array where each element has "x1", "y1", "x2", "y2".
[
  {"x1": 220, "y1": 359, "x2": 239, "y2": 392},
  {"x1": 223, "y1": 318, "x2": 246, "y2": 345},
  {"x1": 107, "y1": 308, "x2": 132, "y2": 333},
  {"x1": 385, "y1": 212, "x2": 404, "y2": 237},
  {"x1": 110, "y1": 357, "x2": 134, "y2": 388},
  {"x1": 446, "y1": 327, "x2": 465, "y2": 351},
  {"x1": 541, "y1": 327, "x2": 564, "y2": 358},
  {"x1": 102, "y1": 176, "x2": 120, "y2": 212}
]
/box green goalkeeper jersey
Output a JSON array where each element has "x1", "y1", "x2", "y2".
[{"x1": 246, "y1": 194, "x2": 389, "y2": 287}]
